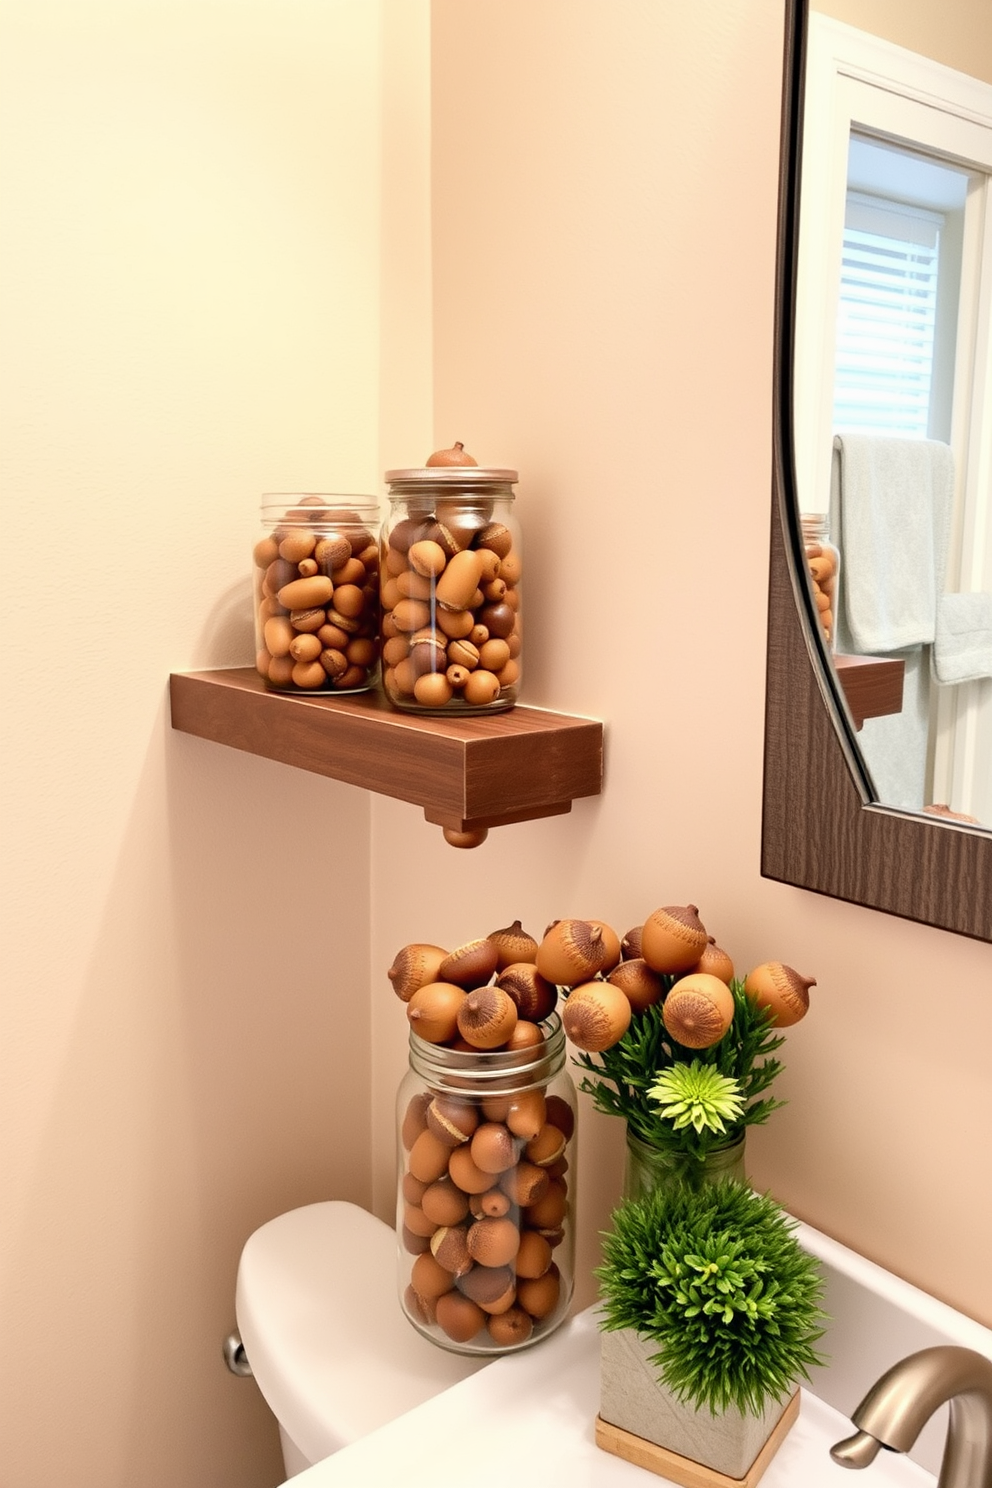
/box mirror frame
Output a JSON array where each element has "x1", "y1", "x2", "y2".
[{"x1": 762, "y1": 0, "x2": 992, "y2": 943}]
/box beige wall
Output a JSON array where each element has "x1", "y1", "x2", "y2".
[
  {"x1": 0, "y1": 3, "x2": 386, "y2": 1485},
  {"x1": 812, "y1": 0, "x2": 992, "y2": 83},
  {"x1": 370, "y1": 0, "x2": 992, "y2": 1338}
]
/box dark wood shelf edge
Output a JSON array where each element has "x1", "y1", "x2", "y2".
[
  {"x1": 833, "y1": 653, "x2": 906, "y2": 731},
  {"x1": 169, "y1": 668, "x2": 604, "y2": 836}
]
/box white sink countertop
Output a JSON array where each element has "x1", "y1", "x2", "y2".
[
  {"x1": 286, "y1": 1216, "x2": 992, "y2": 1488},
  {"x1": 289, "y1": 1306, "x2": 932, "y2": 1488}
]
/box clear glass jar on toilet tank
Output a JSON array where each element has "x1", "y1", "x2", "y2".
[
  {"x1": 397, "y1": 1012, "x2": 575, "y2": 1355},
  {"x1": 380, "y1": 451, "x2": 522, "y2": 714}
]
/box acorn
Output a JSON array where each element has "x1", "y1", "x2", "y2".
[
  {"x1": 505, "y1": 1089, "x2": 547, "y2": 1141},
  {"x1": 536, "y1": 918, "x2": 611, "y2": 986},
  {"x1": 435, "y1": 1290, "x2": 486, "y2": 1343},
  {"x1": 430, "y1": 1224, "x2": 473, "y2": 1276},
  {"x1": 662, "y1": 973, "x2": 735, "y2": 1049},
  {"x1": 496, "y1": 963, "x2": 558, "y2": 1023},
  {"x1": 517, "y1": 1264, "x2": 560, "y2": 1320},
  {"x1": 487, "y1": 1306, "x2": 534, "y2": 1346},
  {"x1": 439, "y1": 938, "x2": 500, "y2": 989},
  {"x1": 456, "y1": 985, "x2": 518, "y2": 1049},
  {"x1": 515, "y1": 1230, "x2": 553, "y2": 1280},
  {"x1": 487, "y1": 919, "x2": 540, "y2": 969},
  {"x1": 471, "y1": 1122, "x2": 521, "y2": 1174},
  {"x1": 466, "y1": 1216, "x2": 521, "y2": 1268},
  {"x1": 407, "y1": 1128, "x2": 451, "y2": 1184},
  {"x1": 425, "y1": 440, "x2": 478, "y2": 467},
  {"x1": 426, "y1": 1094, "x2": 479, "y2": 1147},
  {"x1": 607, "y1": 957, "x2": 665, "y2": 1013},
  {"x1": 458, "y1": 1264, "x2": 516, "y2": 1315},
  {"x1": 421, "y1": 1177, "x2": 471, "y2": 1228},
  {"x1": 505, "y1": 1020, "x2": 545, "y2": 1052},
  {"x1": 691, "y1": 937, "x2": 735, "y2": 984},
  {"x1": 545, "y1": 1095, "x2": 575, "y2": 1141},
  {"x1": 744, "y1": 962, "x2": 815, "y2": 1027},
  {"x1": 448, "y1": 1145, "x2": 496, "y2": 1195},
  {"x1": 499, "y1": 1161, "x2": 548, "y2": 1208},
  {"x1": 406, "y1": 982, "x2": 466, "y2": 1044},
  {"x1": 387, "y1": 942, "x2": 449, "y2": 1002},
  {"x1": 561, "y1": 980, "x2": 632, "y2": 1052},
  {"x1": 620, "y1": 925, "x2": 643, "y2": 960},
  {"x1": 411, "y1": 1249, "x2": 456, "y2": 1301},
  {"x1": 587, "y1": 919, "x2": 622, "y2": 972},
  {"x1": 470, "y1": 1188, "x2": 512, "y2": 1219},
  {"x1": 641, "y1": 904, "x2": 709, "y2": 975}
]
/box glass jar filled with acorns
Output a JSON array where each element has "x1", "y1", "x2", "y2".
[
  {"x1": 380, "y1": 444, "x2": 522, "y2": 714},
  {"x1": 392, "y1": 928, "x2": 575, "y2": 1356},
  {"x1": 253, "y1": 494, "x2": 381, "y2": 693}
]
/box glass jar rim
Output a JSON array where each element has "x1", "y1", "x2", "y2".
[
  {"x1": 408, "y1": 1011, "x2": 564, "y2": 1094},
  {"x1": 385, "y1": 468, "x2": 517, "y2": 487}
]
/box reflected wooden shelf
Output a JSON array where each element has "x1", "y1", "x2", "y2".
[
  {"x1": 833, "y1": 653, "x2": 905, "y2": 731},
  {"x1": 169, "y1": 668, "x2": 604, "y2": 845}
]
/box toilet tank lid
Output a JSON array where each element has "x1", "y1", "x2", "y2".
[{"x1": 235, "y1": 1201, "x2": 483, "y2": 1464}]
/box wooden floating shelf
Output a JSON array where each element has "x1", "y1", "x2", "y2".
[
  {"x1": 169, "y1": 668, "x2": 604, "y2": 844},
  {"x1": 833, "y1": 653, "x2": 905, "y2": 731}
]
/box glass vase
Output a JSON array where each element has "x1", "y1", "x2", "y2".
[{"x1": 622, "y1": 1128, "x2": 746, "y2": 1201}]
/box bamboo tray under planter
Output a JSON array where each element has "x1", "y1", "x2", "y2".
[{"x1": 595, "y1": 1395, "x2": 800, "y2": 1488}]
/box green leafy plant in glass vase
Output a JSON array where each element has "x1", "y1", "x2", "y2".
[{"x1": 535, "y1": 903, "x2": 817, "y2": 1196}]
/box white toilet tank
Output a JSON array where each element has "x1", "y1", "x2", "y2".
[{"x1": 235, "y1": 1201, "x2": 485, "y2": 1478}]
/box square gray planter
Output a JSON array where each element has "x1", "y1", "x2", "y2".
[{"x1": 600, "y1": 1328, "x2": 795, "y2": 1480}]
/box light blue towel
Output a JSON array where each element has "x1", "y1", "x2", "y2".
[
  {"x1": 832, "y1": 434, "x2": 955, "y2": 654},
  {"x1": 933, "y1": 592, "x2": 992, "y2": 684}
]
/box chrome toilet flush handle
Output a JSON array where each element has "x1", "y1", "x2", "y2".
[{"x1": 830, "y1": 1345, "x2": 992, "y2": 1488}]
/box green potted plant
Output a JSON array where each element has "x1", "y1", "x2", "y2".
[{"x1": 595, "y1": 1179, "x2": 825, "y2": 1486}]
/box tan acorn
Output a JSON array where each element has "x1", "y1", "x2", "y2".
[
  {"x1": 561, "y1": 980, "x2": 632, "y2": 1052},
  {"x1": 486, "y1": 918, "x2": 540, "y2": 969},
  {"x1": 487, "y1": 1306, "x2": 534, "y2": 1345},
  {"x1": 495, "y1": 962, "x2": 558, "y2": 1023},
  {"x1": 587, "y1": 920, "x2": 622, "y2": 972},
  {"x1": 505, "y1": 1020, "x2": 545, "y2": 1052},
  {"x1": 456, "y1": 985, "x2": 518, "y2": 1049},
  {"x1": 607, "y1": 957, "x2": 665, "y2": 1013},
  {"x1": 641, "y1": 904, "x2": 709, "y2": 975},
  {"x1": 439, "y1": 938, "x2": 500, "y2": 989},
  {"x1": 662, "y1": 973, "x2": 735, "y2": 1049},
  {"x1": 691, "y1": 937, "x2": 735, "y2": 984},
  {"x1": 387, "y1": 942, "x2": 449, "y2": 1002},
  {"x1": 425, "y1": 440, "x2": 478, "y2": 467},
  {"x1": 620, "y1": 926, "x2": 643, "y2": 960},
  {"x1": 406, "y1": 982, "x2": 467, "y2": 1044},
  {"x1": 536, "y1": 918, "x2": 611, "y2": 987},
  {"x1": 744, "y1": 962, "x2": 815, "y2": 1027}
]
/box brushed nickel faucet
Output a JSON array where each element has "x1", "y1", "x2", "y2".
[{"x1": 830, "y1": 1345, "x2": 992, "y2": 1488}]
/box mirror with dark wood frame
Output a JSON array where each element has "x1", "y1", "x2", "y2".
[{"x1": 761, "y1": 0, "x2": 992, "y2": 942}]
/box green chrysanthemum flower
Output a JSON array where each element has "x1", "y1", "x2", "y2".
[{"x1": 648, "y1": 1060, "x2": 745, "y2": 1135}]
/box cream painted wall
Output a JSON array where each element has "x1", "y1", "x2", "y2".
[
  {"x1": 812, "y1": 0, "x2": 992, "y2": 83},
  {"x1": 370, "y1": 0, "x2": 992, "y2": 1337},
  {"x1": 0, "y1": 3, "x2": 388, "y2": 1485}
]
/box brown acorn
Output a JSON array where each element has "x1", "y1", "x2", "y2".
[
  {"x1": 487, "y1": 1306, "x2": 533, "y2": 1346},
  {"x1": 620, "y1": 926, "x2": 643, "y2": 960},
  {"x1": 691, "y1": 937, "x2": 735, "y2": 984},
  {"x1": 487, "y1": 919, "x2": 540, "y2": 969},
  {"x1": 457, "y1": 985, "x2": 518, "y2": 1049},
  {"x1": 587, "y1": 920, "x2": 623, "y2": 972},
  {"x1": 496, "y1": 962, "x2": 558, "y2": 1023},
  {"x1": 744, "y1": 962, "x2": 815, "y2": 1027},
  {"x1": 406, "y1": 982, "x2": 466, "y2": 1044},
  {"x1": 425, "y1": 440, "x2": 478, "y2": 467},
  {"x1": 561, "y1": 980, "x2": 632, "y2": 1052},
  {"x1": 535, "y1": 918, "x2": 611, "y2": 987},
  {"x1": 387, "y1": 942, "x2": 449, "y2": 1002},
  {"x1": 439, "y1": 938, "x2": 500, "y2": 989},
  {"x1": 607, "y1": 957, "x2": 665, "y2": 1013},
  {"x1": 641, "y1": 904, "x2": 709, "y2": 975},
  {"x1": 662, "y1": 973, "x2": 735, "y2": 1049}
]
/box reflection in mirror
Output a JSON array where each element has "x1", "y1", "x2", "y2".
[
  {"x1": 794, "y1": 12, "x2": 992, "y2": 827},
  {"x1": 761, "y1": 0, "x2": 992, "y2": 942}
]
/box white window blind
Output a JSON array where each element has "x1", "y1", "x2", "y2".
[{"x1": 832, "y1": 191, "x2": 944, "y2": 438}]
